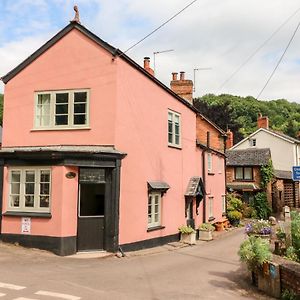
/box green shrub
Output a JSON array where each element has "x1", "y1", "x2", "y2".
[
  {"x1": 238, "y1": 236, "x2": 272, "y2": 271},
  {"x1": 285, "y1": 246, "x2": 299, "y2": 262},
  {"x1": 178, "y1": 225, "x2": 196, "y2": 234},
  {"x1": 281, "y1": 289, "x2": 296, "y2": 300},
  {"x1": 227, "y1": 210, "x2": 242, "y2": 224},
  {"x1": 227, "y1": 194, "x2": 243, "y2": 212},
  {"x1": 250, "y1": 192, "x2": 271, "y2": 220},
  {"x1": 242, "y1": 203, "x2": 257, "y2": 218},
  {"x1": 199, "y1": 223, "x2": 215, "y2": 231},
  {"x1": 291, "y1": 211, "x2": 300, "y2": 260}
]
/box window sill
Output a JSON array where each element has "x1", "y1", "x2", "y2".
[
  {"x1": 31, "y1": 127, "x2": 91, "y2": 132},
  {"x1": 168, "y1": 144, "x2": 182, "y2": 150},
  {"x1": 3, "y1": 211, "x2": 52, "y2": 218},
  {"x1": 147, "y1": 225, "x2": 165, "y2": 232},
  {"x1": 233, "y1": 179, "x2": 254, "y2": 182},
  {"x1": 208, "y1": 217, "x2": 215, "y2": 222}
]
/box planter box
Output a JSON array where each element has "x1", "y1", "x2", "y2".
[
  {"x1": 199, "y1": 230, "x2": 213, "y2": 241},
  {"x1": 180, "y1": 232, "x2": 196, "y2": 245}
]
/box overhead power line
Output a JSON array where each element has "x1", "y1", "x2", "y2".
[
  {"x1": 218, "y1": 6, "x2": 300, "y2": 90},
  {"x1": 256, "y1": 21, "x2": 300, "y2": 100},
  {"x1": 119, "y1": 0, "x2": 198, "y2": 56}
]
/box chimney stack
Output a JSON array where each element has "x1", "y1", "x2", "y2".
[
  {"x1": 170, "y1": 71, "x2": 193, "y2": 104},
  {"x1": 143, "y1": 57, "x2": 154, "y2": 76},
  {"x1": 226, "y1": 129, "x2": 234, "y2": 149},
  {"x1": 257, "y1": 113, "x2": 269, "y2": 129}
]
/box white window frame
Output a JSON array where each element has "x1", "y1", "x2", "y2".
[
  {"x1": 34, "y1": 89, "x2": 90, "y2": 130},
  {"x1": 249, "y1": 138, "x2": 256, "y2": 147},
  {"x1": 208, "y1": 196, "x2": 214, "y2": 218},
  {"x1": 168, "y1": 110, "x2": 181, "y2": 148},
  {"x1": 148, "y1": 192, "x2": 161, "y2": 228},
  {"x1": 207, "y1": 153, "x2": 213, "y2": 173},
  {"x1": 222, "y1": 195, "x2": 226, "y2": 214},
  {"x1": 8, "y1": 167, "x2": 51, "y2": 213}
]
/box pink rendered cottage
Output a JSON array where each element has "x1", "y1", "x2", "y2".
[{"x1": 0, "y1": 17, "x2": 226, "y2": 255}]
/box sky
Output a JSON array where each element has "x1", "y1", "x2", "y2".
[{"x1": 0, "y1": 0, "x2": 300, "y2": 102}]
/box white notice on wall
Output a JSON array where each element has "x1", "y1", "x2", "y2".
[{"x1": 21, "y1": 217, "x2": 31, "y2": 234}]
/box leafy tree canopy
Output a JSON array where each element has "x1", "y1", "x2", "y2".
[{"x1": 194, "y1": 94, "x2": 300, "y2": 143}]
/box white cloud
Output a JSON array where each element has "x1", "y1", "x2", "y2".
[{"x1": 1, "y1": 0, "x2": 300, "y2": 102}]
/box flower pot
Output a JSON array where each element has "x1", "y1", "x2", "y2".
[
  {"x1": 199, "y1": 230, "x2": 213, "y2": 241},
  {"x1": 215, "y1": 222, "x2": 224, "y2": 231},
  {"x1": 180, "y1": 232, "x2": 196, "y2": 245}
]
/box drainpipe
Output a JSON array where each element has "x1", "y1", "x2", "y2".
[{"x1": 202, "y1": 132, "x2": 210, "y2": 223}]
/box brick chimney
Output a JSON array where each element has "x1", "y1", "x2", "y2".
[
  {"x1": 257, "y1": 113, "x2": 269, "y2": 129},
  {"x1": 143, "y1": 57, "x2": 154, "y2": 76},
  {"x1": 170, "y1": 71, "x2": 193, "y2": 104},
  {"x1": 226, "y1": 129, "x2": 234, "y2": 149}
]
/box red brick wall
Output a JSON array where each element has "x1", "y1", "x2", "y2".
[
  {"x1": 280, "y1": 264, "x2": 300, "y2": 296},
  {"x1": 226, "y1": 166, "x2": 261, "y2": 186},
  {"x1": 196, "y1": 116, "x2": 225, "y2": 152}
]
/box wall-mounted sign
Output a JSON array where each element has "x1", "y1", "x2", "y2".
[
  {"x1": 66, "y1": 172, "x2": 76, "y2": 179},
  {"x1": 292, "y1": 166, "x2": 300, "y2": 181},
  {"x1": 79, "y1": 168, "x2": 105, "y2": 183},
  {"x1": 21, "y1": 217, "x2": 31, "y2": 234}
]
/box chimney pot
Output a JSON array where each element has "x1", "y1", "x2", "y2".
[
  {"x1": 172, "y1": 72, "x2": 178, "y2": 81},
  {"x1": 143, "y1": 57, "x2": 154, "y2": 76},
  {"x1": 226, "y1": 129, "x2": 234, "y2": 149},
  {"x1": 257, "y1": 114, "x2": 269, "y2": 129},
  {"x1": 180, "y1": 71, "x2": 185, "y2": 80}
]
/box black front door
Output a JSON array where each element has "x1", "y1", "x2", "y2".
[{"x1": 77, "y1": 169, "x2": 106, "y2": 251}]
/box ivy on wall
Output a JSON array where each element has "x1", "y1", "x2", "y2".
[{"x1": 260, "y1": 159, "x2": 274, "y2": 189}]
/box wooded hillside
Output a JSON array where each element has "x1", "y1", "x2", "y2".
[{"x1": 194, "y1": 94, "x2": 300, "y2": 144}]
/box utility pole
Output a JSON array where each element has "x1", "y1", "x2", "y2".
[
  {"x1": 153, "y1": 49, "x2": 174, "y2": 74},
  {"x1": 193, "y1": 68, "x2": 212, "y2": 93}
]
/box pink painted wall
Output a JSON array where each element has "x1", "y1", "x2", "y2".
[
  {"x1": 3, "y1": 29, "x2": 117, "y2": 147},
  {"x1": 1, "y1": 166, "x2": 79, "y2": 237},
  {"x1": 115, "y1": 59, "x2": 203, "y2": 244}
]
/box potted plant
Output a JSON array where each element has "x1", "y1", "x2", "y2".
[
  {"x1": 227, "y1": 210, "x2": 242, "y2": 227},
  {"x1": 245, "y1": 220, "x2": 272, "y2": 239},
  {"x1": 178, "y1": 225, "x2": 196, "y2": 245},
  {"x1": 198, "y1": 223, "x2": 215, "y2": 241}
]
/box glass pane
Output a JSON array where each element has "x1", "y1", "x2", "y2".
[
  {"x1": 74, "y1": 103, "x2": 86, "y2": 113},
  {"x1": 74, "y1": 114, "x2": 86, "y2": 125},
  {"x1": 168, "y1": 112, "x2": 173, "y2": 121},
  {"x1": 175, "y1": 135, "x2": 180, "y2": 145},
  {"x1": 56, "y1": 93, "x2": 68, "y2": 104},
  {"x1": 244, "y1": 167, "x2": 252, "y2": 180},
  {"x1": 11, "y1": 171, "x2": 20, "y2": 183},
  {"x1": 154, "y1": 213, "x2": 159, "y2": 222},
  {"x1": 55, "y1": 115, "x2": 68, "y2": 125},
  {"x1": 174, "y1": 115, "x2": 180, "y2": 124},
  {"x1": 11, "y1": 183, "x2": 20, "y2": 194},
  {"x1": 155, "y1": 205, "x2": 159, "y2": 213},
  {"x1": 40, "y1": 115, "x2": 50, "y2": 126},
  {"x1": 40, "y1": 196, "x2": 50, "y2": 208},
  {"x1": 148, "y1": 215, "x2": 152, "y2": 224},
  {"x1": 235, "y1": 167, "x2": 243, "y2": 179},
  {"x1": 56, "y1": 104, "x2": 68, "y2": 114},
  {"x1": 25, "y1": 195, "x2": 34, "y2": 207},
  {"x1": 10, "y1": 195, "x2": 20, "y2": 207},
  {"x1": 26, "y1": 171, "x2": 35, "y2": 182},
  {"x1": 38, "y1": 94, "x2": 50, "y2": 105},
  {"x1": 175, "y1": 124, "x2": 179, "y2": 135},
  {"x1": 40, "y1": 171, "x2": 50, "y2": 183},
  {"x1": 74, "y1": 92, "x2": 87, "y2": 103},
  {"x1": 25, "y1": 183, "x2": 35, "y2": 194},
  {"x1": 40, "y1": 183, "x2": 49, "y2": 195}
]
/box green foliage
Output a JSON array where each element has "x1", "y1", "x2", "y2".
[
  {"x1": 242, "y1": 203, "x2": 257, "y2": 218},
  {"x1": 291, "y1": 211, "x2": 300, "y2": 260},
  {"x1": 227, "y1": 210, "x2": 242, "y2": 222},
  {"x1": 281, "y1": 289, "x2": 296, "y2": 300},
  {"x1": 178, "y1": 225, "x2": 196, "y2": 234},
  {"x1": 250, "y1": 192, "x2": 271, "y2": 220},
  {"x1": 226, "y1": 193, "x2": 243, "y2": 212},
  {"x1": 260, "y1": 160, "x2": 274, "y2": 189},
  {"x1": 194, "y1": 94, "x2": 300, "y2": 142},
  {"x1": 238, "y1": 236, "x2": 272, "y2": 271},
  {"x1": 285, "y1": 246, "x2": 299, "y2": 262},
  {"x1": 199, "y1": 223, "x2": 215, "y2": 231}
]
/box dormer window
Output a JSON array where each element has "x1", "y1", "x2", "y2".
[
  {"x1": 35, "y1": 89, "x2": 89, "y2": 129},
  {"x1": 249, "y1": 138, "x2": 256, "y2": 147}
]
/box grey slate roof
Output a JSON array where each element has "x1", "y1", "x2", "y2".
[
  {"x1": 148, "y1": 181, "x2": 170, "y2": 191},
  {"x1": 274, "y1": 170, "x2": 292, "y2": 180},
  {"x1": 226, "y1": 148, "x2": 271, "y2": 166},
  {"x1": 185, "y1": 176, "x2": 204, "y2": 197}
]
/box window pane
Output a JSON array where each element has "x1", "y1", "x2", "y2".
[
  {"x1": 56, "y1": 104, "x2": 68, "y2": 114},
  {"x1": 175, "y1": 134, "x2": 180, "y2": 145},
  {"x1": 55, "y1": 115, "x2": 68, "y2": 125},
  {"x1": 154, "y1": 213, "x2": 159, "y2": 222},
  {"x1": 25, "y1": 195, "x2": 34, "y2": 207},
  {"x1": 74, "y1": 92, "x2": 87, "y2": 103},
  {"x1": 168, "y1": 112, "x2": 173, "y2": 121},
  {"x1": 10, "y1": 195, "x2": 19, "y2": 207},
  {"x1": 40, "y1": 183, "x2": 49, "y2": 195},
  {"x1": 235, "y1": 167, "x2": 243, "y2": 179},
  {"x1": 74, "y1": 114, "x2": 86, "y2": 125},
  {"x1": 40, "y1": 171, "x2": 50, "y2": 183},
  {"x1": 56, "y1": 93, "x2": 68, "y2": 104},
  {"x1": 11, "y1": 183, "x2": 20, "y2": 194},
  {"x1": 25, "y1": 183, "x2": 34, "y2": 195},
  {"x1": 244, "y1": 167, "x2": 252, "y2": 180},
  {"x1": 11, "y1": 171, "x2": 20, "y2": 183},
  {"x1": 40, "y1": 196, "x2": 50, "y2": 208},
  {"x1": 38, "y1": 94, "x2": 50, "y2": 105},
  {"x1": 26, "y1": 171, "x2": 35, "y2": 182},
  {"x1": 174, "y1": 115, "x2": 179, "y2": 124},
  {"x1": 74, "y1": 103, "x2": 86, "y2": 113},
  {"x1": 37, "y1": 94, "x2": 51, "y2": 127}
]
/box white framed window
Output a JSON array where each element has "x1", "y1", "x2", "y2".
[
  {"x1": 208, "y1": 196, "x2": 214, "y2": 218},
  {"x1": 35, "y1": 89, "x2": 89, "y2": 129},
  {"x1": 8, "y1": 167, "x2": 51, "y2": 213},
  {"x1": 235, "y1": 167, "x2": 253, "y2": 180},
  {"x1": 207, "y1": 153, "x2": 212, "y2": 173},
  {"x1": 168, "y1": 110, "x2": 181, "y2": 147},
  {"x1": 222, "y1": 195, "x2": 226, "y2": 214},
  {"x1": 148, "y1": 192, "x2": 161, "y2": 228},
  {"x1": 249, "y1": 138, "x2": 256, "y2": 147}
]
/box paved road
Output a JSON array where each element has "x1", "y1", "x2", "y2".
[{"x1": 0, "y1": 229, "x2": 272, "y2": 300}]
